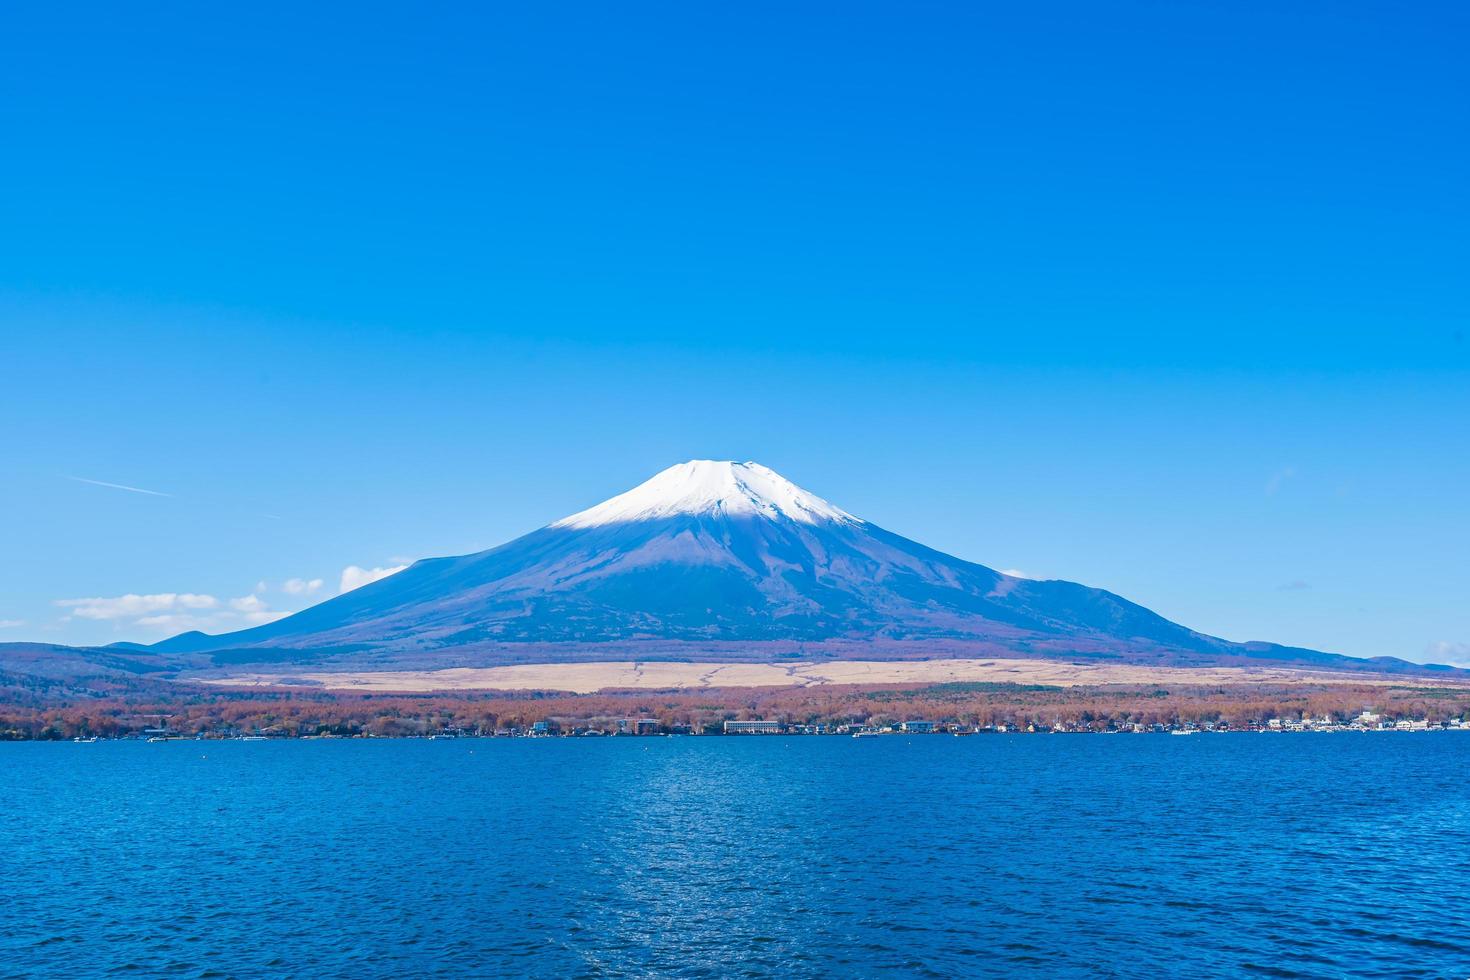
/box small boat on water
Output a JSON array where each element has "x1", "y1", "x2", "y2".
[
  {"x1": 1170, "y1": 729, "x2": 1199, "y2": 736},
  {"x1": 852, "y1": 731, "x2": 880, "y2": 739},
  {"x1": 73, "y1": 736, "x2": 97, "y2": 743}
]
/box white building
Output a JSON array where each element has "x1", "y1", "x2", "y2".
[{"x1": 724, "y1": 719, "x2": 782, "y2": 734}]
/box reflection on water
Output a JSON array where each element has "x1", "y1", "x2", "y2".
[{"x1": 4, "y1": 735, "x2": 1468, "y2": 977}]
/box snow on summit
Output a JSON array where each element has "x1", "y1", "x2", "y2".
[
  {"x1": 551, "y1": 460, "x2": 860, "y2": 529},
  {"x1": 141, "y1": 457, "x2": 1399, "y2": 677}
]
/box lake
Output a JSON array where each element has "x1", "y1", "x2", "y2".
[{"x1": 4, "y1": 734, "x2": 1468, "y2": 978}]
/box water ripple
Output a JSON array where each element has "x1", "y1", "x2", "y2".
[{"x1": 2, "y1": 735, "x2": 1468, "y2": 978}]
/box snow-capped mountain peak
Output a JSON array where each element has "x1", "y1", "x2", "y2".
[
  {"x1": 551, "y1": 460, "x2": 860, "y2": 529},
  {"x1": 146, "y1": 458, "x2": 1395, "y2": 678}
]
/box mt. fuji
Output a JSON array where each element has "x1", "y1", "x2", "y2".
[{"x1": 147, "y1": 461, "x2": 1418, "y2": 674}]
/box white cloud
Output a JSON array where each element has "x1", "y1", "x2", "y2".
[
  {"x1": 340, "y1": 564, "x2": 408, "y2": 594},
  {"x1": 1426, "y1": 641, "x2": 1470, "y2": 667},
  {"x1": 53, "y1": 590, "x2": 290, "y2": 637},
  {"x1": 54, "y1": 593, "x2": 219, "y2": 621},
  {"x1": 0, "y1": 619, "x2": 24, "y2": 629},
  {"x1": 51, "y1": 563, "x2": 400, "y2": 642},
  {"x1": 999, "y1": 569, "x2": 1036, "y2": 580},
  {"x1": 229, "y1": 594, "x2": 268, "y2": 613},
  {"x1": 282, "y1": 577, "x2": 324, "y2": 596},
  {"x1": 133, "y1": 609, "x2": 287, "y2": 631}
]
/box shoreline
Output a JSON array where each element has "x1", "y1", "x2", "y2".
[{"x1": 9, "y1": 726, "x2": 1469, "y2": 743}]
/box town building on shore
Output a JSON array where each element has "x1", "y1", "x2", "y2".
[{"x1": 724, "y1": 719, "x2": 782, "y2": 735}]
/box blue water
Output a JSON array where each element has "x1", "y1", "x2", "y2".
[{"x1": 4, "y1": 735, "x2": 1468, "y2": 979}]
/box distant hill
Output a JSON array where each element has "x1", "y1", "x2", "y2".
[
  {"x1": 128, "y1": 460, "x2": 1451, "y2": 678},
  {"x1": 0, "y1": 642, "x2": 188, "y2": 705}
]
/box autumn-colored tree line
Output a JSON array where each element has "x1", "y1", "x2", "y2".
[{"x1": 2, "y1": 679, "x2": 1466, "y2": 739}]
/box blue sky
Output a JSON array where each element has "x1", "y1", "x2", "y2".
[{"x1": 1, "y1": 1, "x2": 1466, "y2": 662}]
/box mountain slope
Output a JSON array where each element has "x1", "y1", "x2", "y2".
[{"x1": 150, "y1": 461, "x2": 1431, "y2": 674}]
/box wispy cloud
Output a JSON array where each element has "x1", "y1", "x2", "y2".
[
  {"x1": 999, "y1": 568, "x2": 1036, "y2": 580},
  {"x1": 55, "y1": 593, "x2": 217, "y2": 620},
  {"x1": 340, "y1": 564, "x2": 408, "y2": 594},
  {"x1": 53, "y1": 591, "x2": 288, "y2": 636},
  {"x1": 1264, "y1": 466, "x2": 1296, "y2": 497},
  {"x1": 1426, "y1": 641, "x2": 1470, "y2": 667},
  {"x1": 0, "y1": 619, "x2": 24, "y2": 629},
  {"x1": 53, "y1": 571, "x2": 342, "y2": 641},
  {"x1": 69, "y1": 476, "x2": 171, "y2": 497},
  {"x1": 132, "y1": 609, "x2": 288, "y2": 630},
  {"x1": 1276, "y1": 579, "x2": 1311, "y2": 591}
]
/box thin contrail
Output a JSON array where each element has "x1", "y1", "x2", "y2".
[{"x1": 69, "y1": 476, "x2": 172, "y2": 497}]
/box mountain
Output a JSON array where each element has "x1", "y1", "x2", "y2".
[{"x1": 146, "y1": 460, "x2": 1441, "y2": 675}]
